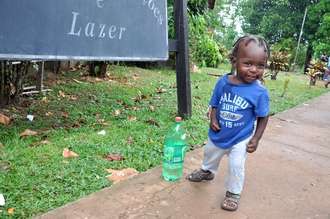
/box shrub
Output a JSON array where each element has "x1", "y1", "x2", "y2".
[{"x1": 192, "y1": 35, "x2": 222, "y2": 67}]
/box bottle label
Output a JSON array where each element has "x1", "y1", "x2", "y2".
[{"x1": 163, "y1": 145, "x2": 187, "y2": 164}]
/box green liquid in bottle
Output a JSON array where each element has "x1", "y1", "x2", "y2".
[{"x1": 162, "y1": 117, "x2": 187, "y2": 182}]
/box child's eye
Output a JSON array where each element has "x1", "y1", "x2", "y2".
[{"x1": 257, "y1": 64, "x2": 265, "y2": 69}]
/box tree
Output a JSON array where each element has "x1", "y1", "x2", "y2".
[
  {"x1": 306, "y1": 0, "x2": 330, "y2": 57},
  {"x1": 238, "y1": 0, "x2": 321, "y2": 71},
  {"x1": 239, "y1": 0, "x2": 314, "y2": 43}
]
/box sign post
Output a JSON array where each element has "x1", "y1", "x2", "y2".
[{"x1": 170, "y1": 0, "x2": 191, "y2": 118}]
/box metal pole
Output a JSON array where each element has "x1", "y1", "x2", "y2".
[
  {"x1": 292, "y1": 7, "x2": 308, "y2": 70},
  {"x1": 36, "y1": 61, "x2": 44, "y2": 91},
  {"x1": 174, "y1": 0, "x2": 191, "y2": 118}
]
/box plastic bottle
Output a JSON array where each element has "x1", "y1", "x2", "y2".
[{"x1": 162, "y1": 116, "x2": 187, "y2": 181}]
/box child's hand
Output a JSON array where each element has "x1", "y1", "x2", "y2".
[
  {"x1": 210, "y1": 119, "x2": 221, "y2": 132},
  {"x1": 209, "y1": 107, "x2": 220, "y2": 132},
  {"x1": 246, "y1": 137, "x2": 259, "y2": 153}
]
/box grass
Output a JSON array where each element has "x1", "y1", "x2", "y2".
[{"x1": 0, "y1": 64, "x2": 328, "y2": 218}]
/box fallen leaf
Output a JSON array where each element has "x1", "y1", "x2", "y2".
[
  {"x1": 104, "y1": 153, "x2": 124, "y2": 161},
  {"x1": 72, "y1": 79, "x2": 84, "y2": 84},
  {"x1": 41, "y1": 96, "x2": 49, "y2": 104},
  {"x1": 169, "y1": 83, "x2": 177, "y2": 88},
  {"x1": 62, "y1": 148, "x2": 79, "y2": 158},
  {"x1": 58, "y1": 90, "x2": 66, "y2": 98},
  {"x1": 20, "y1": 129, "x2": 38, "y2": 138},
  {"x1": 0, "y1": 194, "x2": 5, "y2": 206},
  {"x1": 29, "y1": 140, "x2": 50, "y2": 147},
  {"x1": 0, "y1": 161, "x2": 11, "y2": 172},
  {"x1": 145, "y1": 119, "x2": 160, "y2": 127},
  {"x1": 133, "y1": 91, "x2": 148, "y2": 102},
  {"x1": 127, "y1": 136, "x2": 134, "y2": 145},
  {"x1": 156, "y1": 87, "x2": 167, "y2": 94},
  {"x1": 94, "y1": 119, "x2": 109, "y2": 126},
  {"x1": 128, "y1": 115, "x2": 137, "y2": 121},
  {"x1": 71, "y1": 122, "x2": 81, "y2": 128},
  {"x1": 0, "y1": 113, "x2": 10, "y2": 125},
  {"x1": 113, "y1": 109, "x2": 122, "y2": 117},
  {"x1": 69, "y1": 95, "x2": 78, "y2": 101},
  {"x1": 7, "y1": 208, "x2": 14, "y2": 215},
  {"x1": 45, "y1": 112, "x2": 53, "y2": 117},
  {"x1": 61, "y1": 112, "x2": 69, "y2": 118},
  {"x1": 97, "y1": 130, "x2": 106, "y2": 135},
  {"x1": 116, "y1": 99, "x2": 124, "y2": 105},
  {"x1": 106, "y1": 168, "x2": 139, "y2": 184},
  {"x1": 132, "y1": 74, "x2": 140, "y2": 80},
  {"x1": 149, "y1": 105, "x2": 155, "y2": 112},
  {"x1": 70, "y1": 67, "x2": 77, "y2": 72}
]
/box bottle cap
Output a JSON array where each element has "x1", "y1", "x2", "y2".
[{"x1": 175, "y1": 116, "x2": 182, "y2": 122}]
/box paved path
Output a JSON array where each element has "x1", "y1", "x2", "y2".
[{"x1": 38, "y1": 92, "x2": 330, "y2": 219}]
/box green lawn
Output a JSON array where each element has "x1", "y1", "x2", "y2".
[{"x1": 0, "y1": 65, "x2": 328, "y2": 218}]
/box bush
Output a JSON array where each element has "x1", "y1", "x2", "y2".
[
  {"x1": 192, "y1": 35, "x2": 222, "y2": 67},
  {"x1": 271, "y1": 38, "x2": 307, "y2": 68},
  {"x1": 188, "y1": 14, "x2": 222, "y2": 67},
  {"x1": 167, "y1": 1, "x2": 225, "y2": 68}
]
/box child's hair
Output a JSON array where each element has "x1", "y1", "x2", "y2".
[{"x1": 229, "y1": 35, "x2": 270, "y2": 64}]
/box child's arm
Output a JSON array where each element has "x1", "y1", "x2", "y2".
[
  {"x1": 210, "y1": 107, "x2": 221, "y2": 132},
  {"x1": 246, "y1": 116, "x2": 269, "y2": 153}
]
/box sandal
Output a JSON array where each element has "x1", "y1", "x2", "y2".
[
  {"x1": 221, "y1": 191, "x2": 240, "y2": 211},
  {"x1": 186, "y1": 169, "x2": 214, "y2": 182}
]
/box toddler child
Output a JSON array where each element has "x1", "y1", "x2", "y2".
[{"x1": 187, "y1": 35, "x2": 270, "y2": 211}]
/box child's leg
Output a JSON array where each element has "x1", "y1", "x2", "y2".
[
  {"x1": 187, "y1": 139, "x2": 227, "y2": 182},
  {"x1": 201, "y1": 138, "x2": 228, "y2": 174},
  {"x1": 225, "y1": 137, "x2": 251, "y2": 195}
]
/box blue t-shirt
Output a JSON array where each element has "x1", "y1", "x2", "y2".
[{"x1": 208, "y1": 74, "x2": 269, "y2": 149}]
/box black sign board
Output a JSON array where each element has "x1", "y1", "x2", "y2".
[{"x1": 0, "y1": 0, "x2": 168, "y2": 61}]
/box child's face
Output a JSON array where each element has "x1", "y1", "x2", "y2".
[{"x1": 234, "y1": 41, "x2": 268, "y2": 83}]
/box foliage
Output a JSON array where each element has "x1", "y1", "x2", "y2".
[
  {"x1": 237, "y1": 0, "x2": 327, "y2": 70},
  {"x1": 187, "y1": 0, "x2": 208, "y2": 15},
  {"x1": 188, "y1": 13, "x2": 223, "y2": 67},
  {"x1": 168, "y1": 0, "x2": 227, "y2": 67},
  {"x1": 239, "y1": 0, "x2": 313, "y2": 44},
  {"x1": 192, "y1": 34, "x2": 222, "y2": 67},
  {"x1": 271, "y1": 38, "x2": 307, "y2": 67},
  {"x1": 306, "y1": 59, "x2": 327, "y2": 85},
  {"x1": 311, "y1": 12, "x2": 330, "y2": 56},
  {"x1": 280, "y1": 78, "x2": 290, "y2": 97},
  {"x1": 305, "y1": 0, "x2": 330, "y2": 56},
  {"x1": 269, "y1": 51, "x2": 291, "y2": 79}
]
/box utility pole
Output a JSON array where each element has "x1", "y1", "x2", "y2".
[{"x1": 292, "y1": 7, "x2": 308, "y2": 71}]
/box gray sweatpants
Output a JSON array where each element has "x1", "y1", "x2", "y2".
[{"x1": 201, "y1": 136, "x2": 252, "y2": 195}]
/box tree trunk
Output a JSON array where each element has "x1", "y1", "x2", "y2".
[
  {"x1": 0, "y1": 61, "x2": 29, "y2": 106},
  {"x1": 271, "y1": 71, "x2": 278, "y2": 80},
  {"x1": 88, "y1": 61, "x2": 107, "y2": 77},
  {"x1": 309, "y1": 77, "x2": 316, "y2": 86},
  {"x1": 304, "y1": 44, "x2": 313, "y2": 74},
  {"x1": 44, "y1": 61, "x2": 61, "y2": 74},
  {"x1": 208, "y1": 0, "x2": 216, "y2": 9},
  {"x1": 0, "y1": 61, "x2": 6, "y2": 106}
]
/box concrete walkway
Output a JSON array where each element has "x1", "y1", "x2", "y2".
[{"x1": 38, "y1": 92, "x2": 330, "y2": 219}]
